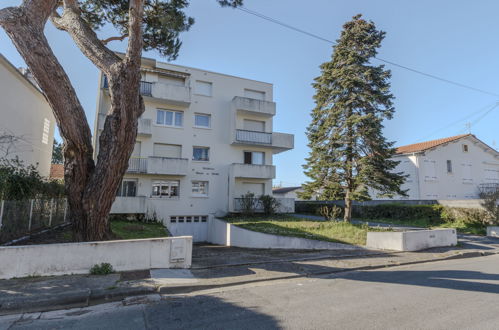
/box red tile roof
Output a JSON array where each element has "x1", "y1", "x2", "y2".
[
  {"x1": 396, "y1": 134, "x2": 472, "y2": 154},
  {"x1": 49, "y1": 164, "x2": 64, "y2": 180}
]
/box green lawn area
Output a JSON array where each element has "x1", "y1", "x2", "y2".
[
  {"x1": 225, "y1": 215, "x2": 388, "y2": 246},
  {"x1": 110, "y1": 220, "x2": 168, "y2": 240},
  {"x1": 356, "y1": 217, "x2": 486, "y2": 235}
]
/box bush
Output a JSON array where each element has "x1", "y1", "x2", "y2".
[
  {"x1": 239, "y1": 192, "x2": 257, "y2": 215},
  {"x1": 352, "y1": 204, "x2": 445, "y2": 225},
  {"x1": 259, "y1": 195, "x2": 280, "y2": 215},
  {"x1": 319, "y1": 205, "x2": 343, "y2": 221},
  {"x1": 90, "y1": 263, "x2": 114, "y2": 275}
]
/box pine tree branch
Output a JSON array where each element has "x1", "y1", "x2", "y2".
[
  {"x1": 125, "y1": 0, "x2": 144, "y2": 64},
  {"x1": 49, "y1": 1, "x2": 120, "y2": 74},
  {"x1": 101, "y1": 34, "x2": 128, "y2": 45}
]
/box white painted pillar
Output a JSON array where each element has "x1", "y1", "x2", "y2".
[
  {"x1": 48, "y1": 199, "x2": 54, "y2": 226},
  {"x1": 28, "y1": 199, "x2": 34, "y2": 231},
  {"x1": 0, "y1": 200, "x2": 4, "y2": 229}
]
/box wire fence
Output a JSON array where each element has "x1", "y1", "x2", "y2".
[{"x1": 0, "y1": 198, "x2": 68, "y2": 244}]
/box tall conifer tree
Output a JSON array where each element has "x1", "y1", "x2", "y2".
[{"x1": 300, "y1": 15, "x2": 406, "y2": 222}]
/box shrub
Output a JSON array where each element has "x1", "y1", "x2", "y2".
[
  {"x1": 239, "y1": 192, "x2": 257, "y2": 215},
  {"x1": 477, "y1": 184, "x2": 499, "y2": 225},
  {"x1": 90, "y1": 263, "x2": 114, "y2": 275},
  {"x1": 259, "y1": 195, "x2": 280, "y2": 215},
  {"x1": 319, "y1": 205, "x2": 343, "y2": 221},
  {"x1": 352, "y1": 204, "x2": 445, "y2": 225}
]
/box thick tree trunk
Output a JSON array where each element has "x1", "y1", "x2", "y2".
[{"x1": 1, "y1": 0, "x2": 145, "y2": 241}]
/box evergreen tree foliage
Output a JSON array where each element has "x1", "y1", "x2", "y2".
[
  {"x1": 300, "y1": 15, "x2": 407, "y2": 222},
  {"x1": 52, "y1": 139, "x2": 63, "y2": 165}
]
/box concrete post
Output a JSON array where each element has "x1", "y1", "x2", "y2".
[
  {"x1": 48, "y1": 199, "x2": 54, "y2": 226},
  {"x1": 28, "y1": 199, "x2": 34, "y2": 231},
  {"x1": 0, "y1": 200, "x2": 4, "y2": 229},
  {"x1": 63, "y1": 199, "x2": 68, "y2": 223}
]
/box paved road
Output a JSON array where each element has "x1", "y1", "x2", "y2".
[{"x1": 3, "y1": 254, "x2": 499, "y2": 329}]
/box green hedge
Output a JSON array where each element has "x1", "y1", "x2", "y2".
[{"x1": 295, "y1": 201, "x2": 493, "y2": 225}]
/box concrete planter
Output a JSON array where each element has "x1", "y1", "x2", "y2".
[
  {"x1": 487, "y1": 226, "x2": 499, "y2": 238},
  {"x1": 0, "y1": 236, "x2": 192, "y2": 280},
  {"x1": 209, "y1": 218, "x2": 361, "y2": 250},
  {"x1": 366, "y1": 229, "x2": 457, "y2": 251}
]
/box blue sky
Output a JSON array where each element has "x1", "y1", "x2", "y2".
[{"x1": 2, "y1": 0, "x2": 499, "y2": 187}]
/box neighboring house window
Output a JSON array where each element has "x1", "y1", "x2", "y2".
[
  {"x1": 117, "y1": 180, "x2": 137, "y2": 197},
  {"x1": 152, "y1": 181, "x2": 179, "y2": 198},
  {"x1": 194, "y1": 113, "x2": 211, "y2": 128},
  {"x1": 192, "y1": 181, "x2": 209, "y2": 197},
  {"x1": 423, "y1": 159, "x2": 437, "y2": 181},
  {"x1": 244, "y1": 89, "x2": 265, "y2": 101},
  {"x1": 42, "y1": 118, "x2": 50, "y2": 144},
  {"x1": 195, "y1": 80, "x2": 212, "y2": 96},
  {"x1": 461, "y1": 163, "x2": 473, "y2": 183},
  {"x1": 446, "y1": 160, "x2": 452, "y2": 173},
  {"x1": 462, "y1": 144, "x2": 469, "y2": 152},
  {"x1": 193, "y1": 147, "x2": 209, "y2": 161},
  {"x1": 244, "y1": 151, "x2": 265, "y2": 165},
  {"x1": 156, "y1": 109, "x2": 183, "y2": 127}
]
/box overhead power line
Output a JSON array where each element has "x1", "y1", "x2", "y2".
[{"x1": 237, "y1": 6, "x2": 499, "y2": 98}]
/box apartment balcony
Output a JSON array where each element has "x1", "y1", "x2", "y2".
[
  {"x1": 98, "y1": 114, "x2": 152, "y2": 137},
  {"x1": 233, "y1": 129, "x2": 294, "y2": 153},
  {"x1": 232, "y1": 96, "x2": 276, "y2": 117},
  {"x1": 110, "y1": 196, "x2": 147, "y2": 214},
  {"x1": 230, "y1": 163, "x2": 276, "y2": 179},
  {"x1": 127, "y1": 157, "x2": 188, "y2": 176},
  {"x1": 103, "y1": 78, "x2": 190, "y2": 106}
]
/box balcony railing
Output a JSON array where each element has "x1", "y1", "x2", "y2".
[
  {"x1": 103, "y1": 76, "x2": 190, "y2": 105},
  {"x1": 126, "y1": 157, "x2": 188, "y2": 175},
  {"x1": 127, "y1": 158, "x2": 148, "y2": 173},
  {"x1": 140, "y1": 81, "x2": 152, "y2": 96},
  {"x1": 236, "y1": 129, "x2": 272, "y2": 145},
  {"x1": 230, "y1": 163, "x2": 276, "y2": 179}
]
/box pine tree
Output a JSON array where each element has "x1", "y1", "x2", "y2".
[{"x1": 300, "y1": 14, "x2": 407, "y2": 222}]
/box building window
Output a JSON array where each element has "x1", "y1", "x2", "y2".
[
  {"x1": 152, "y1": 181, "x2": 179, "y2": 198},
  {"x1": 243, "y1": 119, "x2": 265, "y2": 132},
  {"x1": 192, "y1": 181, "x2": 209, "y2": 197},
  {"x1": 244, "y1": 89, "x2": 265, "y2": 101},
  {"x1": 117, "y1": 180, "x2": 137, "y2": 197},
  {"x1": 194, "y1": 113, "x2": 211, "y2": 128},
  {"x1": 446, "y1": 160, "x2": 452, "y2": 173},
  {"x1": 195, "y1": 80, "x2": 212, "y2": 96},
  {"x1": 42, "y1": 118, "x2": 50, "y2": 144},
  {"x1": 156, "y1": 109, "x2": 183, "y2": 127},
  {"x1": 244, "y1": 151, "x2": 265, "y2": 165},
  {"x1": 193, "y1": 147, "x2": 209, "y2": 161},
  {"x1": 462, "y1": 144, "x2": 469, "y2": 152}
]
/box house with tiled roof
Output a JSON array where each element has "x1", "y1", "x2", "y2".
[
  {"x1": 273, "y1": 186, "x2": 317, "y2": 201},
  {"x1": 375, "y1": 134, "x2": 499, "y2": 200}
]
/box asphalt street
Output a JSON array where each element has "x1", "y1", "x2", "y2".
[{"x1": 3, "y1": 254, "x2": 499, "y2": 329}]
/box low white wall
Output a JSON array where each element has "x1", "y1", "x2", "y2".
[
  {"x1": 0, "y1": 236, "x2": 192, "y2": 280},
  {"x1": 276, "y1": 198, "x2": 295, "y2": 213},
  {"x1": 487, "y1": 226, "x2": 499, "y2": 238},
  {"x1": 366, "y1": 229, "x2": 457, "y2": 251},
  {"x1": 208, "y1": 218, "x2": 361, "y2": 250}
]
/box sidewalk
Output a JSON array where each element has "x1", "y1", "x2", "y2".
[{"x1": 2, "y1": 237, "x2": 499, "y2": 316}]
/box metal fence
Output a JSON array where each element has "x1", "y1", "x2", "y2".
[{"x1": 0, "y1": 198, "x2": 68, "y2": 244}]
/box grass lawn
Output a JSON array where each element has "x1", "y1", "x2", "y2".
[
  {"x1": 225, "y1": 215, "x2": 388, "y2": 246},
  {"x1": 355, "y1": 217, "x2": 486, "y2": 235},
  {"x1": 110, "y1": 220, "x2": 168, "y2": 240}
]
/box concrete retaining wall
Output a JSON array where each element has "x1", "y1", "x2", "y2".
[
  {"x1": 0, "y1": 236, "x2": 192, "y2": 280},
  {"x1": 487, "y1": 226, "x2": 499, "y2": 238},
  {"x1": 208, "y1": 218, "x2": 361, "y2": 250},
  {"x1": 366, "y1": 229, "x2": 457, "y2": 251}
]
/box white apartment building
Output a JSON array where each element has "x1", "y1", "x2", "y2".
[
  {"x1": 0, "y1": 54, "x2": 55, "y2": 177},
  {"x1": 93, "y1": 56, "x2": 294, "y2": 240},
  {"x1": 376, "y1": 134, "x2": 499, "y2": 200}
]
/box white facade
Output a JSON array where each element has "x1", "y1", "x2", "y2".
[
  {"x1": 93, "y1": 57, "x2": 294, "y2": 239},
  {"x1": 377, "y1": 135, "x2": 499, "y2": 200},
  {"x1": 0, "y1": 54, "x2": 55, "y2": 177}
]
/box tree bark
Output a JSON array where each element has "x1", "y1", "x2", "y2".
[
  {"x1": 343, "y1": 191, "x2": 353, "y2": 222},
  {"x1": 0, "y1": 0, "x2": 145, "y2": 241}
]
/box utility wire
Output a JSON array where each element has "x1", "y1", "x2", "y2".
[
  {"x1": 237, "y1": 6, "x2": 499, "y2": 98},
  {"x1": 417, "y1": 101, "x2": 499, "y2": 141}
]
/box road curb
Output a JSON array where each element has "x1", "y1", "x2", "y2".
[{"x1": 1, "y1": 249, "x2": 498, "y2": 316}]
